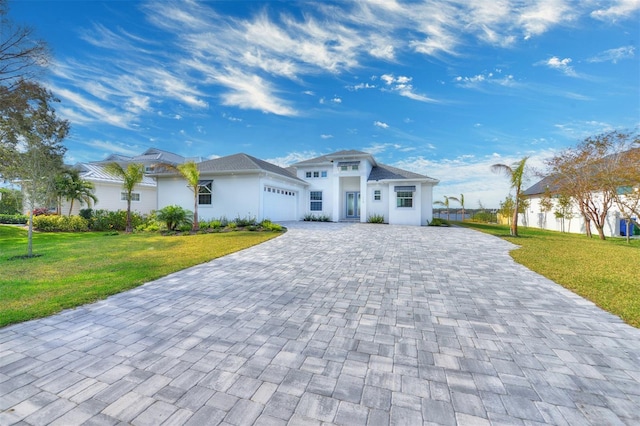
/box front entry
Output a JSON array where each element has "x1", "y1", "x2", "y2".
[{"x1": 346, "y1": 192, "x2": 361, "y2": 219}]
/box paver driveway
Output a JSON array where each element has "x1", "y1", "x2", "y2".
[{"x1": 1, "y1": 222, "x2": 639, "y2": 425}]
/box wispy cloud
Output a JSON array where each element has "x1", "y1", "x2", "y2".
[
  {"x1": 591, "y1": 0, "x2": 640, "y2": 20},
  {"x1": 320, "y1": 134, "x2": 333, "y2": 139},
  {"x1": 454, "y1": 70, "x2": 516, "y2": 88},
  {"x1": 380, "y1": 74, "x2": 438, "y2": 102},
  {"x1": 588, "y1": 45, "x2": 636, "y2": 63},
  {"x1": 538, "y1": 56, "x2": 577, "y2": 76},
  {"x1": 374, "y1": 121, "x2": 389, "y2": 129}
]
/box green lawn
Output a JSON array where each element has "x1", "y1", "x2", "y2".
[
  {"x1": 458, "y1": 222, "x2": 640, "y2": 328},
  {"x1": 0, "y1": 226, "x2": 280, "y2": 327}
]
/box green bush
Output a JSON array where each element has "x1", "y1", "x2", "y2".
[
  {"x1": 260, "y1": 219, "x2": 284, "y2": 232},
  {"x1": 471, "y1": 211, "x2": 494, "y2": 223},
  {"x1": 0, "y1": 214, "x2": 28, "y2": 224},
  {"x1": 367, "y1": 214, "x2": 385, "y2": 224},
  {"x1": 303, "y1": 214, "x2": 331, "y2": 222},
  {"x1": 226, "y1": 222, "x2": 237, "y2": 230},
  {"x1": 234, "y1": 215, "x2": 257, "y2": 227},
  {"x1": 33, "y1": 215, "x2": 89, "y2": 232},
  {"x1": 428, "y1": 218, "x2": 450, "y2": 227},
  {"x1": 79, "y1": 208, "x2": 93, "y2": 220},
  {"x1": 156, "y1": 205, "x2": 192, "y2": 231},
  {"x1": 90, "y1": 210, "x2": 143, "y2": 231}
]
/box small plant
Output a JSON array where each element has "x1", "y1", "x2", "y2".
[
  {"x1": 303, "y1": 213, "x2": 331, "y2": 222},
  {"x1": 428, "y1": 218, "x2": 450, "y2": 227},
  {"x1": 234, "y1": 215, "x2": 257, "y2": 227},
  {"x1": 0, "y1": 214, "x2": 28, "y2": 224},
  {"x1": 226, "y1": 222, "x2": 238, "y2": 230},
  {"x1": 367, "y1": 214, "x2": 385, "y2": 224},
  {"x1": 33, "y1": 215, "x2": 89, "y2": 232},
  {"x1": 260, "y1": 219, "x2": 284, "y2": 232},
  {"x1": 156, "y1": 205, "x2": 192, "y2": 231}
]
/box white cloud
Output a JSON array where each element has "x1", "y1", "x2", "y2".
[
  {"x1": 348, "y1": 82, "x2": 376, "y2": 91},
  {"x1": 538, "y1": 56, "x2": 577, "y2": 76},
  {"x1": 591, "y1": 0, "x2": 640, "y2": 20},
  {"x1": 454, "y1": 71, "x2": 516, "y2": 88},
  {"x1": 320, "y1": 134, "x2": 334, "y2": 139},
  {"x1": 379, "y1": 74, "x2": 438, "y2": 102},
  {"x1": 222, "y1": 113, "x2": 242, "y2": 122},
  {"x1": 266, "y1": 150, "x2": 321, "y2": 167},
  {"x1": 374, "y1": 121, "x2": 389, "y2": 129},
  {"x1": 84, "y1": 140, "x2": 141, "y2": 157},
  {"x1": 331, "y1": 97, "x2": 342, "y2": 104},
  {"x1": 588, "y1": 45, "x2": 636, "y2": 63}
]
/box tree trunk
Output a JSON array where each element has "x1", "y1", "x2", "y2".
[
  {"x1": 68, "y1": 199, "x2": 74, "y2": 216},
  {"x1": 511, "y1": 200, "x2": 519, "y2": 236},
  {"x1": 126, "y1": 199, "x2": 132, "y2": 233},
  {"x1": 193, "y1": 192, "x2": 199, "y2": 231},
  {"x1": 28, "y1": 212, "x2": 34, "y2": 257}
]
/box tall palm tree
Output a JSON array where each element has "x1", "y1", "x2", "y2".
[
  {"x1": 433, "y1": 196, "x2": 452, "y2": 221},
  {"x1": 55, "y1": 168, "x2": 97, "y2": 216},
  {"x1": 104, "y1": 162, "x2": 144, "y2": 233},
  {"x1": 176, "y1": 161, "x2": 201, "y2": 231},
  {"x1": 448, "y1": 193, "x2": 465, "y2": 221},
  {"x1": 491, "y1": 157, "x2": 528, "y2": 236}
]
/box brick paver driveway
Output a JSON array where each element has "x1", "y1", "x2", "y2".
[{"x1": 1, "y1": 222, "x2": 639, "y2": 425}]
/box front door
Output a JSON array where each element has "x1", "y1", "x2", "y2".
[{"x1": 346, "y1": 192, "x2": 360, "y2": 218}]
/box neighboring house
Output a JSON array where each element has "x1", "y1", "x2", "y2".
[
  {"x1": 153, "y1": 149, "x2": 438, "y2": 225},
  {"x1": 155, "y1": 153, "x2": 308, "y2": 222},
  {"x1": 522, "y1": 175, "x2": 639, "y2": 237},
  {"x1": 61, "y1": 148, "x2": 190, "y2": 216}
]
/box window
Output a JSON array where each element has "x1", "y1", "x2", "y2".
[
  {"x1": 340, "y1": 165, "x2": 348, "y2": 171},
  {"x1": 310, "y1": 191, "x2": 323, "y2": 211},
  {"x1": 313, "y1": 171, "x2": 320, "y2": 178},
  {"x1": 352, "y1": 165, "x2": 359, "y2": 171},
  {"x1": 321, "y1": 171, "x2": 327, "y2": 178},
  {"x1": 198, "y1": 180, "x2": 213, "y2": 205},
  {"x1": 396, "y1": 191, "x2": 413, "y2": 208},
  {"x1": 373, "y1": 190, "x2": 381, "y2": 201},
  {"x1": 306, "y1": 171, "x2": 312, "y2": 178},
  {"x1": 121, "y1": 192, "x2": 140, "y2": 202}
]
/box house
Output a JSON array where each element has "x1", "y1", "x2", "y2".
[
  {"x1": 522, "y1": 175, "x2": 639, "y2": 237},
  {"x1": 61, "y1": 148, "x2": 191, "y2": 216},
  {"x1": 290, "y1": 150, "x2": 439, "y2": 225},
  {"x1": 154, "y1": 149, "x2": 439, "y2": 225},
  {"x1": 155, "y1": 153, "x2": 308, "y2": 222}
]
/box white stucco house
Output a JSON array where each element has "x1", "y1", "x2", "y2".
[
  {"x1": 522, "y1": 175, "x2": 639, "y2": 238},
  {"x1": 155, "y1": 149, "x2": 439, "y2": 226},
  {"x1": 60, "y1": 148, "x2": 190, "y2": 216}
]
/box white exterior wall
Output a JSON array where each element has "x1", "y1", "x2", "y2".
[
  {"x1": 367, "y1": 183, "x2": 389, "y2": 223},
  {"x1": 523, "y1": 193, "x2": 631, "y2": 237},
  {"x1": 387, "y1": 182, "x2": 424, "y2": 226},
  {"x1": 62, "y1": 181, "x2": 157, "y2": 216},
  {"x1": 296, "y1": 165, "x2": 334, "y2": 220},
  {"x1": 421, "y1": 184, "x2": 435, "y2": 225}
]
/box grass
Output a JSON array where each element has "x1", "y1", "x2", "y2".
[
  {"x1": 457, "y1": 222, "x2": 640, "y2": 328},
  {"x1": 0, "y1": 225, "x2": 281, "y2": 327}
]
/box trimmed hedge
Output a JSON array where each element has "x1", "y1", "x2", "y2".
[
  {"x1": 0, "y1": 214, "x2": 28, "y2": 224},
  {"x1": 33, "y1": 215, "x2": 89, "y2": 232}
]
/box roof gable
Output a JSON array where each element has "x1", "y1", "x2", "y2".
[
  {"x1": 197, "y1": 153, "x2": 305, "y2": 183},
  {"x1": 368, "y1": 163, "x2": 438, "y2": 183}
]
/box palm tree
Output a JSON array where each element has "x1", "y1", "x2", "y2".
[
  {"x1": 448, "y1": 193, "x2": 465, "y2": 221},
  {"x1": 433, "y1": 196, "x2": 452, "y2": 221},
  {"x1": 104, "y1": 162, "x2": 144, "y2": 233},
  {"x1": 176, "y1": 161, "x2": 201, "y2": 231},
  {"x1": 55, "y1": 168, "x2": 97, "y2": 216},
  {"x1": 491, "y1": 157, "x2": 528, "y2": 236}
]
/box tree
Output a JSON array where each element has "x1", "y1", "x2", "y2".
[
  {"x1": 546, "y1": 131, "x2": 638, "y2": 240},
  {"x1": 554, "y1": 194, "x2": 574, "y2": 233},
  {"x1": 433, "y1": 196, "x2": 452, "y2": 221},
  {"x1": 0, "y1": 187, "x2": 22, "y2": 214},
  {"x1": 1, "y1": 83, "x2": 68, "y2": 256},
  {"x1": 104, "y1": 162, "x2": 144, "y2": 233},
  {"x1": 498, "y1": 195, "x2": 515, "y2": 226},
  {"x1": 55, "y1": 167, "x2": 97, "y2": 216},
  {"x1": 448, "y1": 193, "x2": 465, "y2": 221},
  {"x1": 176, "y1": 161, "x2": 201, "y2": 231},
  {"x1": 538, "y1": 188, "x2": 554, "y2": 229},
  {"x1": 491, "y1": 156, "x2": 528, "y2": 236}
]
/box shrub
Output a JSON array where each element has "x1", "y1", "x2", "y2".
[
  {"x1": 90, "y1": 210, "x2": 143, "y2": 231},
  {"x1": 234, "y1": 215, "x2": 257, "y2": 227},
  {"x1": 226, "y1": 221, "x2": 237, "y2": 230},
  {"x1": 260, "y1": 219, "x2": 284, "y2": 232},
  {"x1": 156, "y1": 205, "x2": 192, "y2": 231},
  {"x1": 79, "y1": 208, "x2": 93, "y2": 220},
  {"x1": 33, "y1": 215, "x2": 89, "y2": 232},
  {"x1": 367, "y1": 214, "x2": 385, "y2": 224},
  {"x1": 32, "y1": 208, "x2": 52, "y2": 216},
  {"x1": 0, "y1": 214, "x2": 28, "y2": 224},
  {"x1": 428, "y1": 218, "x2": 450, "y2": 227},
  {"x1": 472, "y1": 211, "x2": 494, "y2": 223},
  {"x1": 303, "y1": 214, "x2": 332, "y2": 222}
]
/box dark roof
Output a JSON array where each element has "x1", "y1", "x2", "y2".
[
  {"x1": 368, "y1": 163, "x2": 438, "y2": 183},
  {"x1": 522, "y1": 175, "x2": 560, "y2": 196},
  {"x1": 197, "y1": 153, "x2": 306, "y2": 183}
]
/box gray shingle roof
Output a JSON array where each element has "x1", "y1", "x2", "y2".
[
  {"x1": 197, "y1": 153, "x2": 306, "y2": 183},
  {"x1": 522, "y1": 175, "x2": 560, "y2": 196},
  {"x1": 368, "y1": 163, "x2": 438, "y2": 183}
]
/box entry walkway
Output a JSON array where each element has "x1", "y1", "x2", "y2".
[{"x1": 1, "y1": 223, "x2": 639, "y2": 425}]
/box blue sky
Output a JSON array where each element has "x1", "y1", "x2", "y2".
[{"x1": 12, "y1": 0, "x2": 640, "y2": 208}]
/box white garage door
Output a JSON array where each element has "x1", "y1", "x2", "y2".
[{"x1": 263, "y1": 186, "x2": 298, "y2": 221}]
